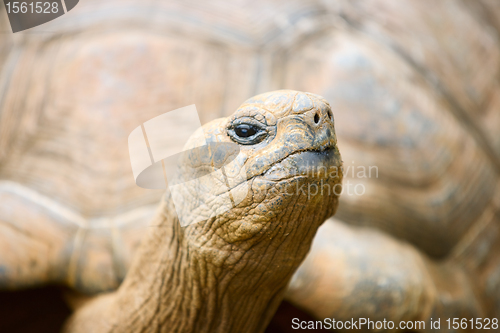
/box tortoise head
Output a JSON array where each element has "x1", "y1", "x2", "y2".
[
  {"x1": 63, "y1": 90, "x2": 344, "y2": 332},
  {"x1": 168, "y1": 90, "x2": 342, "y2": 271}
]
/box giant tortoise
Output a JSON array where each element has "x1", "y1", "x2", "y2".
[{"x1": 1, "y1": 0, "x2": 500, "y2": 332}]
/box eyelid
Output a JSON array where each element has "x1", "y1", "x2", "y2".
[{"x1": 230, "y1": 117, "x2": 266, "y2": 128}]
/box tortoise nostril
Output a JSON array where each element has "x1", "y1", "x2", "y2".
[
  {"x1": 327, "y1": 110, "x2": 333, "y2": 120},
  {"x1": 314, "y1": 113, "x2": 320, "y2": 124}
]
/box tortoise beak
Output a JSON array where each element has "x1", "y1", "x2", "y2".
[{"x1": 262, "y1": 145, "x2": 342, "y2": 182}]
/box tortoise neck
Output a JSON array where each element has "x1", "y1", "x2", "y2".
[
  {"x1": 110, "y1": 197, "x2": 288, "y2": 333},
  {"x1": 65, "y1": 187, "x2": 333, "y2": 333}
]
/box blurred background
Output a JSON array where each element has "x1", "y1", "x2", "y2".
[{"x1": 0, "y1": 0, "x2": 499, "y2": 332}]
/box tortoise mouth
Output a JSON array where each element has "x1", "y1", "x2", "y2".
[
  {"x1": 262, "y1": 146, "x2": 341, "y2": 182},
  {"x1": 207, "y1": 145, "x2": 341, "y2": 197}
]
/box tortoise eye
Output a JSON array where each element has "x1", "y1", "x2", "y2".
[
  {"x1": 234, "y1": 124, "x2": 258, "y2": 138},
  {"x1": 228, "y1": 120, "x2": 268, "y2": 145}
]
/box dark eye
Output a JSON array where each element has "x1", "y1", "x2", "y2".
[
  {"x1": 227, "y1": 120, "x2": 268, "y2": 145},
  {"x1": 234, "y1": 124, "x2": 257, "y2": 138}
]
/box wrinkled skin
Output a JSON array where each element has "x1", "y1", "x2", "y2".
[{"x1": 64, "y1": 90, "x2": 343, "y2": 333}]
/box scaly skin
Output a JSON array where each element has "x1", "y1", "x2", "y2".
[{"x1": 64, "y1": 90, "x2": 343, "y2": 333}]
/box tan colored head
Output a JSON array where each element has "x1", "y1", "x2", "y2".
[
  {"x1": 170, "y1": 89, "x2": 343, "y2": 297},
  {"x1": 66, "y1": 90, "x2": 343, "y2": 333}
]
